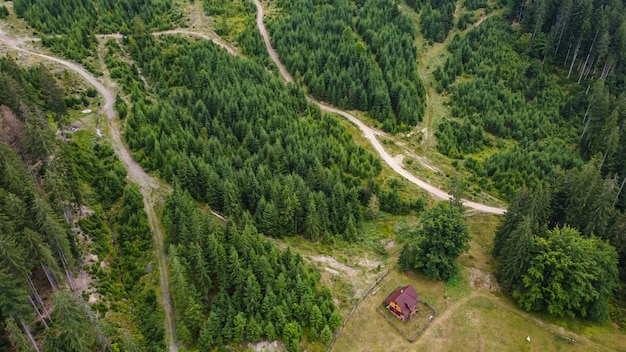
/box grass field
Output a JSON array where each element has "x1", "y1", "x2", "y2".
[
  {"x1": 327, "y1": 213, "x2": 626, "y2": 352},
  {"x1": 332, "y1": 268, "x2": 625, "y2": 352}
]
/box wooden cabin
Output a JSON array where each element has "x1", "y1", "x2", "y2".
[{"x1": 384, "y1": 285, "x2": 420, "y2": 321}]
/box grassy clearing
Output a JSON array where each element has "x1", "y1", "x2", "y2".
[
  {"x1": 328, "y1": 211, "x2": 625, "y2": 351},
  {"x1": 332, "y1": 269, "x2": 448, "y2": 351},
  {"x1": 460, "y1": 214, "x2": 500, "y2": 272},
  {"x1": 267, "y1": 212, "x2": 415, "y2": 312},
  {"x1": 0, "y1": 1, "x2": 38, "y2": 38},
  {"x1": 176, "y1": 0, "x2": 215, "y2": 32},
  {"x1": 412, "y1": 294, "x2": 613, "y2": 352},
  {"x1": 332, "y1": 267, "x2": 624, "y2": 352}
]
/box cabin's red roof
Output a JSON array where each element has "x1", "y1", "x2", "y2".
[{"x1": 385, "y1": 285, "x2": 420, "y2": 312}]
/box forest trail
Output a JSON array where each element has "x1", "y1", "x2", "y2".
[
  {"x1": 252, "y1": 0, "x2": 506, "y2": 215},
  {"x1": 97, "y1": 30, "x2": 238, "y2": 56},
  {"x1": 0, "y1": 27, "x2": 180, "y2": 352},
  {"x1": 414, "y1": 2, "x2": 500, "y2": 147},
  {"x1": 154, "y1": 29, "x2": 237, "y2": 55}
]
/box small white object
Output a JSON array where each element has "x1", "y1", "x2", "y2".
[
  {"x1": 96, "y1": 128, "x2": 102, "y2": 137},
  {"x1": 81, "y1": 109, "x2": 92, "y2": 114},
  {"x1": 526, "y1": 336, "x2": 531, "y2": 342},
  {"x1": 429, "y1": 315, "x2": 433, "y2": 320}
]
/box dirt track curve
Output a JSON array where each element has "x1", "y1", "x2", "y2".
[
  {"x1": 0, "y1": 28, "x2": 179, "y2": 352},
  {"x1": 252, "y1": 0, "x2": 505, "y2": 215}
]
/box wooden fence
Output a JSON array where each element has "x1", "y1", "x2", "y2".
[{"x1": 325, "y1": 268, "x2": 391, "y2": 352}]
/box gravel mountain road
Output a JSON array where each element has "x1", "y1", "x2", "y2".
[
  {"x1": 251, "y1": 0, "x2": 506, "y2": 215},
  {"x1": 0, "y1": 27, "x2": 179, "y2": 352},
  {"x1": 254, "y1": 0, "x2": 293, "y2": 83}
]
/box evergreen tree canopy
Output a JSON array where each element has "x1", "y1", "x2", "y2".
[
  {"x1": 124, "y1": 34, "x2": 382, "y2": 240},
  {"x1": 269, "y1": 0, "x2": 425, "y2": 131},
  {"x1": 162, "y1": 188, "x2": 342, "y2": 350}
]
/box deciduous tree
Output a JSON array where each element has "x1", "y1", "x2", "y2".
[{"x1": 399, "y1": 202, "x2": 471, "y2": 280}]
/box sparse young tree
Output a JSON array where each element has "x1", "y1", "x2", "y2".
[
  {"x1": 320, "y1": 324, "x2": 333, "y2": 345},
  {"x1": 365, "y1": 193, "x2": 379, "y2": 220},
  {"x1": 283, "y1": 322, "x2": 302, "y2": 352}
]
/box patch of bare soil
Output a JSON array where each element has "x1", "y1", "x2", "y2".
[
  {"x1": 248, "y1": 341, "x2": 285, "y2": 352},
  {"x1": 355, "y1": 257, "x2": 381, "y2": 270},
  {"x1": 73, "y1": 222, "x2": 100, "y2": 303},
  {"x1": 309, "y1": 255, "x2": 359, "y2": 277},
  {"x1": 75, "y1": 268, "x2": 99, "y2": 303},
  {"x1": 382, "y1": 240, "x2": 395, "y2": 249},
  {"x1": 404, "y1": 270, "x2": 417, "y2": 279},
  {"x1": 467, "y1": 267, "x2": 500, "y2": 292}
]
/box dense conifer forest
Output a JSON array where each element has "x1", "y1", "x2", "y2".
[
  {"x1": 12, "y1": 0, "x2": 182, "y2": 65},
  {"x1": 268, "y1": 0, "x2": 426, "y2": 131},
  {"x1": 117, "y1": 31, "x2": 383, "y2": 349},
  {"x1": 163, "y1": 188, "x2": 342, "y2": 349},
  {"x1": 123, "y1": 33, "x2": 385, "y2": 241},
  {"x1": 407, "y1": 0, "x2": 459, "y2": 42},
  {"x1": 435, "y1": 15, "x2": 626, "y2": 204}
]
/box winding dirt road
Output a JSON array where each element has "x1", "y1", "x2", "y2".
[
  {"x1": 0, "y1": 28, "x2": 179, "y2": 352},
  {"x1": 252, "y1": 0, "x2": 505, "y2": 215},
  {"x1": 255, "y1": 1, "x2": 293, "y2": 83}
]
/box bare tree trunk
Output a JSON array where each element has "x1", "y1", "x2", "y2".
[
  {"x1": 601, "y1": 59, "x2": 614, "y2": 79},
  {"x1": 24, "y1": 159, "x2": 42, "y2": 189},
  {"x1": 584, "y1": 55, "x2": 596, "y2": 80},
  {"x1": 564, "y1": 37, "x2": 573, "y2": 65},
  {"x1": 542, "y1": 51, "x2": 548, "y2": 67},
  {"x1": 581, "y1": 93, "x2": 594, "y2": 139},
  {"x1": 20, "y1": 320, "x2": 41, "y2": 352},
  {"x1": 27, "y1": 275, "x2": 46, "y2": 310},
  {"x1": 578, "y1": 27, "x2": 600, "y2": 83},
  {"x1": 41, "y1": 262, "x2": 58, "y2": 289},
  {"x1": 28, "y1": 296, "x2": 49, "y2": 329},
  {"x1": 568, "y1": 39, "x2": 581, "y2": 77},
  {"x1": 554, "y1": 19, "x2": 568, "y2": 57},
  {"x1": 601, "y1": 147, "x2": 608, "y2": 168},
  {"x1": 615, "y1": 175, "x2": 626, "y2": 207},
  {"x1": 601, "y1": 60, "x2": 609, "y2": 79},
  {"x1": 65, "y1": 266, "x2": 76, "y2": 291},
  {"x1": 54, "y1": 237, "x2": 76, "y2": 290},
  {"x1": 581, "y1": 117, "x2": 591, "y2": 139}
]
